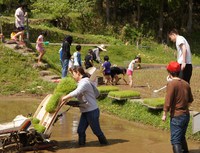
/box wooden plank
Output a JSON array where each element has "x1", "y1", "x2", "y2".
[{"x1": 33, "y1": 94, "x2": 52, "y2": 119}]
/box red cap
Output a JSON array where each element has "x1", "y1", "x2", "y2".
[{"x1": 167, "y1": 61, "x2": 180, "y2": 72}]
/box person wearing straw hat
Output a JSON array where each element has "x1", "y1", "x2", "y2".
[
  {"x1": 92, "y1": 44, "x2": 107, "y2": 64},
  {"x1": 162, "y1": 61, "x2": 193, "y2": 153}
]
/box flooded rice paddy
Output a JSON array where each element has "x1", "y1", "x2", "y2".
[{"x1": 0, "y1": 96, "x2": 200, "y2": 153}]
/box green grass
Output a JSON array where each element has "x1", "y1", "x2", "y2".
[{"x1": 0, "y1": 44, "x2": 56, "y2": 95}]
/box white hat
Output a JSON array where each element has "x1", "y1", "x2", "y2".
[{"x1": 97, "y1": 44, "x2": 107, "y2": 52}]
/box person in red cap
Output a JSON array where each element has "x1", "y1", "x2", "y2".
[{"x1": 162, "y1": 61, "x2": 193, "y2": 153}]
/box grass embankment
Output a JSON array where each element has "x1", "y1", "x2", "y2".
[{"x1": 0, "y1": 44, "x2": 56, "y2": 95}]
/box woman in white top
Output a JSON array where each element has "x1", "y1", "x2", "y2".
[{"x1": 61, "y1": 66, "x2": 108, "y2": 146}]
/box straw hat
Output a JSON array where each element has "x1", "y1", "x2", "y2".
[{"x1": 97, "y1": 44, "x2": 107, "y2": 52}]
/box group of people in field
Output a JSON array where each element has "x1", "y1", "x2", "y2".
[
  {"x1": 59, "y1": 38, "x2": 141, "y2": 87},
  {"x1": 12, "y1": 3, "x2": 194, "y2": 153}
]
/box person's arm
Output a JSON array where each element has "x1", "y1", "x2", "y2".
[
  {"x1": 162, "y1": 83, "x2": 173, "y2": 121},
  {"x1": 162, "y1": 110, "x2": 168, "y2": 121},
  {"x1": 61, "y1": 94, "x2": 73, "y2": 103},
  {"x1": 180, "y1": 43, "x2": 187, "y2": 70},
  {"x1": 61, "y1": 83, "x2": 85, "y2": 103}
]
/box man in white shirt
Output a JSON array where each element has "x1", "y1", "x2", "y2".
[
  {"x1": 168, "y1": 29, "x2": 192, "y2": 84},
  {"x1": 12, "y1": 4, "x2": 27, "y2": 42}
]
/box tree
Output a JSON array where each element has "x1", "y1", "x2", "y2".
[{"x1": 31, "y1": 0, "x2": 71, "y2": 29}]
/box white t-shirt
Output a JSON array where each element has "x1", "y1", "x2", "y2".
[
  {"x1": 15, "y1": 7, "x2": 25, "y2": 28},
  {"x1": 127, "y1": 60, "x2": 136, "y2": 71},
  {"x1": 176, "y1": 35, "x2": 192, "y2": 64}
]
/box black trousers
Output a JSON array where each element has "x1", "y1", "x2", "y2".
[{"x1": 179, "y1": 64, "x2": 193, "y2": 84}]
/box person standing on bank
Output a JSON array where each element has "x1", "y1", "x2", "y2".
[
  {"x1": 168, "y1": 29, "x2": 192, "y2": 84},
  {"x1": 61, "y1": 66, "x2": 108, "y2": 146},
  {"x1": 162, "y1": 61, "x2": 193, "y2": 153},
  {"x1": 12, "y1": 4, "x2": 27, "y2": 42},
  {"x1": 61, "y1": 35, "x2": 73, "y2": 78},
  {"x1": 92, "y1": 44, "x2": 107, "y2": 63},
  {"x1": 73, "y1": 44, "x2": 82, "y2": 67}
]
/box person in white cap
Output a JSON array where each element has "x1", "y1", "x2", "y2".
[{"x1": 92, "y1": 44, "x2": 107, "y2": 63}]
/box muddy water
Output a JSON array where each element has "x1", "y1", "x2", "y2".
[
  {"x1": 0, "y1": 96, "x2": 200, "y2": 153},
  {"x1": 47, "y1": 107, "x2": 200, "y2": 153}
]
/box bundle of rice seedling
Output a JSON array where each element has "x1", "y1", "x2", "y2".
[
  {"x1": 109, "y1": 90, "x2": 140, "y2": 99},
  {"x1": 143, "y1": 97, "x2": 164, "y2": 108},
  {"x1": 97, "y1": 86, "x2": 119, "y2": 94},
  {"x1": 45, "y1": 77, "x2": 77, "y2": 113}
]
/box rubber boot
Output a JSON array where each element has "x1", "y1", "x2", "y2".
[
  {"x1": 182, "y1": 139, "x2": 189, "y2": 153},
  {"x1": 78, "y1": 136, "x2": 86, "y2": 146},
  {"x1": 173, "y1": 144, "x2": 182, "y2": 153},
  {"x1": 98, "y1": 135, "x2": 108, "y2": 145}
]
